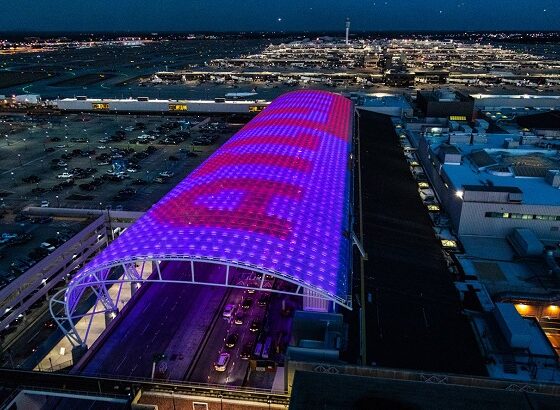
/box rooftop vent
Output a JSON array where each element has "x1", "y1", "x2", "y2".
[{"x1": 545, "y1": 169, "x2": 560, "y2": 188}]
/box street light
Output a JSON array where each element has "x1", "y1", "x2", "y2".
[
  {"x1": 56, "y1": 195, "x2": 60, "y2": 207},
  {"x1": 17, "y1": 154, "x2": 22, "y2": 166}
]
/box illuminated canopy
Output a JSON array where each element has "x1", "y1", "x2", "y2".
[{"x1": 66, "y1": 90, "x2": 353, "y2": 311}]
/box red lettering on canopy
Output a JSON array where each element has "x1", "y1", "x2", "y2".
[
  {"x1": 193, "y1": 152, "x2": 312, "y2": 178},
  {"x1": 241, "y1": 117, "x2": 348, "y2": 142},
  {"x1": 226, "y1": 133, "x2": 320, "y2": 151},
  {"x1": 152, "y1": 178, "x2": 303, "y2": 239}
]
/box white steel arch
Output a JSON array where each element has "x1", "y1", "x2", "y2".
[{"x1": 50, "y1": 257, "x2": 348, "y2": 347}]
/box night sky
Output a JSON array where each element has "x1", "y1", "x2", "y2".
[{"x1": 1, "y1": 0, "x2": 558, "y2": 32}]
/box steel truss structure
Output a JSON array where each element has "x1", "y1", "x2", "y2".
[
  {"x1": 50, "y1": 90, "x2": 354, "y2": 348},
  {"x1": 50, "y1": 257, "x2": 345, "y2": 347}
]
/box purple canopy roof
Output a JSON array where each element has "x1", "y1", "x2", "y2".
[{"x1": 68, "y1": 90, "x2": 353, "y2": 305}]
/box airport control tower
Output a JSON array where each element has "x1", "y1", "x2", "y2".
[{"x1": 345, "y1": 18, "x2": 350, "y2": 45}]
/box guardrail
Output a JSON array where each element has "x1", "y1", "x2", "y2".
[{"x1": 0, "y1": 368, "x2": 290, "y2": 406}]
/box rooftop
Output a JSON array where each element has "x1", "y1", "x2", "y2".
[{"x1": 420, "y1": 131, "x2": 560, "y2": 206}]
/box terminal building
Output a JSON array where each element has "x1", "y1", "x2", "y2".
[
  {"x1": 54, "y1": 96, "x2": 269, "y2": 114},
  {"x1": 400, "y1": 90, "x2": 560, "y2": 383},
  {"x1": 407, "y1": 114, "x2": 560, "y2": 242}
]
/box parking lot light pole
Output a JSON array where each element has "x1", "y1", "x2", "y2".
[{"x1": 56, "y1": 195, "x2": 60, "y2": 207}]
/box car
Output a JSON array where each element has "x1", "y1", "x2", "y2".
[
  {"x1": 249, "y1": 319, "x2": 261, "y2": 333},
  {"x1": 14, "y1": 213, "x2": 29, "y2": 222},
  {"x1": 240, "y1": 343, "x2": 253, "y2": 360},
  {"x1": 222, "y1": 304, "x2": 235, "y2": 318},
  {"x1": 126, "y1": 168, "x2": 138, "y2": 173},
  {"x1": 241, "y1": 298, "x2": 253, "y2": 310},
  {"x1": 97, "y1": 161, "x2": 110, "y2": 166},
  {"x1": 43, "y1": 319, "x2": 56, "y2": 329},
  {"x1": 7, "y1": 232, "x2": 32, "y2": 246},
  {"x1": 40, "y1": 242, "x2": 56, "y2": 252},
  {"x1": 257, "y1": 294, "x2": 271, "y2": 307},
  {"x1": 97, "y1": 145, "x2": 106, "y2": 149},
  {"x1": 79, "y1": 183, "x2": 96, "y2": 191},
  {"x1": 132, "y1": 178, "x2": 148, "y2": 185},
  {"x1": 34, "y1": 216, "x2": 53, "y2": 224},
  {"x1": 55, "y1": 144, "x2": 67, "y2": 148},
  {"x1": 224, "y1": 333, "x2": 239, "y2": 349},
  {"x1": 214, "y1": 352, "x2": 230, "y2": 372},
  {"x1": 22, "y1": 175, "x2": 41, "y2": 184},
  {"x1": 30, "y1": 247, "x2": 51, "y2": 262},
  {"x1": 0, "y1": 233, "x2": 18, "y2": 244},
  {"x1": 44, "y1": 147, "x2": 55, "y2": 153},
  {"x1": 158, "y1": 171, "x2": 174, "y2": 178},
  {"x1": 234, "y1": 312, "x2": 244, "y2": 325},
  {"x1": 31, "y1": 187, "x2": 47, "y2": 195},
  {"x1": 153, "y1": 177, "x2": 165, "y2": 184},
  {"x1": 50, "y1": 137, "x2": 61, "y2": 142},
  {"x1": 40, "y1": 200, "x2": 49, "y2": 208},
  {"x1": 57, "y1": 172, "x2": 73, "y2": 179}
]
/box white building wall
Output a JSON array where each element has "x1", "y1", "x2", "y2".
[
  {"x1": 55, "y1": 99, "x2": 268, "y2": 114},
  {"x1": 458, "y1": 202, "x2": 560, "y2": 240}
]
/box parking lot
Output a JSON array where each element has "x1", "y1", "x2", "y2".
[
  {"x1": 0, "y1": 112, "x2": 242, "y2": 289},
  {"x1": 0, "y1": 113, "x2": 240, "y2": 210}
]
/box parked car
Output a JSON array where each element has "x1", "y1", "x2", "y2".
[
  {"x1": 57, "y1": 172, "x2": 73, "y2": 179},
  {"x1": 132, "y1": 178, "x2": 148, "y2": 185},
  {"x1": 22, "y1": 175, "x2": 41, "y2": 184},
  {"x1": 158, "y1": 171, "x2": 174, "y2": 178}
]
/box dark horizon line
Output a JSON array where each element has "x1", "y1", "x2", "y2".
[{"x1": 1, "y1": 29, "x2": 559, "y2": 35}]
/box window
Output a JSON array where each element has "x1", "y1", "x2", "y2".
[
  {"x1": 485, "y1": 212, "x2": 560, "y2": 221},
  {"x1": 92, "y1": 103, "x2": 109, "y2": 110},
  {"x1": 169, "y1": 104, "x2": 188, "y2": 111}
]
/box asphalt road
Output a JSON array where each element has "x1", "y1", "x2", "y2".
[
  {"x1": 188, "y1": 287, "x2": 264, "y2": 386},
  {"x1": 81, "y1": 261, "x2": 227, "y2": 379},
  {"x1": 357, "y1": 110, "x2": 486, "y2": 375}
]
